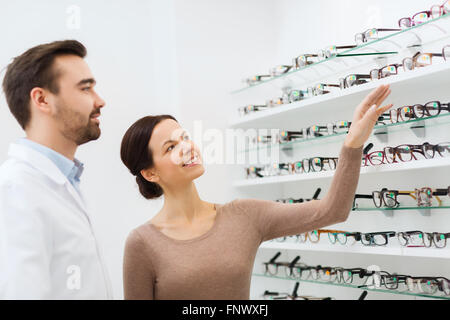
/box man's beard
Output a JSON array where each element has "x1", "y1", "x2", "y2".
[{"x1": 54, "y1": 101, "x2": 101, "y2": 146}]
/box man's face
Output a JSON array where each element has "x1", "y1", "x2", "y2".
[{"x1": 50, "y1": 55, "x2": 105, "y2": 146}]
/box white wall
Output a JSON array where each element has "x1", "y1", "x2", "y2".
[
  {"x1": 0, "y1": 0, "x2": 448, "y2": 300},
  {"x1": 0, "y1": 0, "x2": 180, "y2": 299},
  {"x1": 173, "y1": 0, "x2": 282, "y2": 203},
  {"x1": 0, "y1": 0, "x2": 282, "y2": 299}
]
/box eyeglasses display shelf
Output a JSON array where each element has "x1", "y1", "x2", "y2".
[
  {"x1": 234, "y1": 157, "x2": 450, "y2": 187},
  {"x1": 251, "y1": 273, "x2": 450, "y2": 300},
  {"x1": 230, "y1": 62, "x2": 450, "y2": 129},
  {"x1": 231, "y1": 14, "x2": 450, "y2": 96},
  {"x1": 239, "y1": 113, "x2": 450, "y2": 154},
  {"x1": 258, "y1": 241, "x2": 450, "y2": 259}
]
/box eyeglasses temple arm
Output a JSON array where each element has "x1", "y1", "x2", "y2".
[
  {"x1": 336, "y1": 45, "x2": 357, "y2": 49},
  {"x1": 269, "y1": 252, "x2": 281, "y2": 263},
  {"x1": 358, "y1": 291, "x2": 368, "y2": 300},
  {"x1": 377, "y1": 28, "x2": 402, "y2": 31},
  {"x1": 291, "y1": 282, "x2": 300, "y2": 298},
  {"x1": 289, "y1": 256, "x2": 301, "y2": 268},
  {"x1": 312, "y1": 188, "x2": 321, "y2": 200},
  {"x1": 433, "y1": 189, "x2": 449, "y2": 196},
  {"x1": 435, "y1": 195, "x2": 443, "y2": 206},
  {"x1": 354, "y1": 194, "x2": 374, "y2": 199},
  {"x1": 263, "y1": 290, "x2": 279, "y2": 296},
  {"x1": 398, "y1": 191, "x2": 417, "y2": 200},
  {"x1": 363, "y1": 143, "x2": 374, "y2": 155}
]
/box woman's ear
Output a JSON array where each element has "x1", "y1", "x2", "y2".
[{"x1": 140, "y1": 168, "x2": 159, "y2": 183}]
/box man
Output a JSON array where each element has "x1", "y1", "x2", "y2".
[{"x1": 0, "y1": 40, "x2": 112, "y2": 299}]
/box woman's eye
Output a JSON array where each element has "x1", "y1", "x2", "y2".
[{"x1": 167, "y1": 145, "x2": 174, "y2": 152}]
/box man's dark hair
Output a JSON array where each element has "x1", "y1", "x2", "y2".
[{"x1": 2, "y1": 40, "x2": 87, "y2": 130}]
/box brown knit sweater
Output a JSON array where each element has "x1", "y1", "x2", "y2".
[{"x1": 123, "y1": 145, "x2": 363, "y2": 299}]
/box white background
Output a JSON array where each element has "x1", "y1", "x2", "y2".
[{"x1": 0, "y1": 0, "x2": 448, "y2": 299}]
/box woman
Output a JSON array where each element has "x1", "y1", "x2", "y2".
[{"x1": 121, "y1": 85, "x2": 393, "y2": 300}]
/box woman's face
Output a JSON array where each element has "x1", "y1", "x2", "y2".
[{"x1": 145, "y1": 119, "x2": 204, "y2": 189}]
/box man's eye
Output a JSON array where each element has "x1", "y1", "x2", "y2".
[{"x1": 82, "y1": 87, "x2": 91, "y2": 91}]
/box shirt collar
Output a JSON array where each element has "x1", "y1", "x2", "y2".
[{"x1": 16, "y1": 138, "x2": 84, "y2": 184}]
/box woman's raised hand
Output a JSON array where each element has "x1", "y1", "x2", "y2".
[{"x1": 344, "y1": 84, "x2": 393, "y2": 149}]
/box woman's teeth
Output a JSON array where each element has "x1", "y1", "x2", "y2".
[{"x1": 183, "y1": 155, "x2": 199, "y2": 166}]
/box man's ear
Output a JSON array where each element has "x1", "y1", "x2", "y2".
[
  {"x1": 140, "y1": 168, "x2": 159, "y2": 183},
  {"x1": 30, "y1": 87, "x2": 52, "y2": 115}
]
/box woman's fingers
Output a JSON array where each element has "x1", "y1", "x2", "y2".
[
  {"x1": 359, "y1": 85, "x2": 390, "y2": 114},
  {"x1": 365, "y1": 85, "x2": 389, "y2": 106},
  {"x1": 363, "y1": 103, "x2": 393, "y2": 123},
  {"x1": 376, "y1": 103, "x2": 394, "y2": 116},
  {"x1": 374, "y1": 88, "x2": 392, "y2": 108}
]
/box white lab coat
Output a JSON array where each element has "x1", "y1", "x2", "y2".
[{"x1": 0, "y1": 142, "x2": 113, "y2": 299}]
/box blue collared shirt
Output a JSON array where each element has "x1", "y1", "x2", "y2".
[{"x1": 16, "y1": 138, "x2": 84, "y2": 193}]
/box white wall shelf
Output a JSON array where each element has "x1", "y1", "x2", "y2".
[
  {"x1": 234, "y1": 157, "x2": 450, "y2": 187},
  {"x1": 259, "y1": 241, "x2": 450, "y2": 259},
  {"x1": 230, "y1": 62, "x2": 450, "y2": 129}
]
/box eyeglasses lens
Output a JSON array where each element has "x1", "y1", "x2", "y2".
[
  {"x1": 345, "y1": 75, "x2": 357, "y2": 87},
  {"x1": 413, "y1": 12, "x2": 430, "y2": 24},
  {"x1": 336, "y1": 233, "x2": 347, "y2": 244},
  {"x1": 383, "y1": 191, "x2": 398, "y2": 207},
  {"x1": 309, "y1": 230, "x2": 320, "y2": 243},
  {"x1": 372, "y1": 234, "x2": 387, "y2": 245},
  {"x1": 444, "y1": 46, "x2": 450, "y2": 61},
  {"x1": 400, "y1": 106, "x2": 416, "y2": 120},
  {"x1": 311, "y1": 158, "x2": 323, "y2": 172},
  {"x1": 416, "y1": 54, "x2": 432, "y2": 67},
  {"x1": 416, "y1": 188, "x2": 432, "y2": 207},
  {"x1": 365, "y1": 28, "x2": 378, "y2": 41},
  {"x1": 436, "y1": 142, "x2": 450, "y2": 157},
  {"x1": 403, "y1": 57, "x2": 414, "y2": 71},
  {"x1": 384, "y1": 275, "x2": 398, "y2": 289},
  {"x1": 370, "y1": 69, "x2": 379, "y2": 80},
  {"x1": 408, "y1": 232, "x2": 425, "y2": 246},
  {"x1": 355, "y1": 33, "x2": 364, "y2": 45},
  {"x1": 302, "y1": 159, "x2": 311, "y2": 172},
  {"x1": 396, "y1": 145, "x2": 413, "y2": 162},
  {"x1": 294, "y1": 161, "x2": 303, "y2": 174},
  {"x1": 266, "y1": 263, "x2": 278, "y2": 275},
  {"x1": 434, "y1": 233, "x2": 447, "y2": 248},
  {"x1": 399, "y1": 18, "x2": 411, "y2": 29},
  {"x1": 381, "y1": 65, "x2": 397, "y2": 78}
]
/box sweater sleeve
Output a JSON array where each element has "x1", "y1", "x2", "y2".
[
  {"x1": 123, "y1": 229, "x2": 155, "y2": 300},
  {"x1": 233, "y1": 145, "x2": 363, "y2": 243}
]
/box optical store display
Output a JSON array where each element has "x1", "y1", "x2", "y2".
[
  {"x1": 245, "y1": 141, "x2": 449, "y2": 180},
  {"x1": 242, "y1": 1, "x2": 450, "y2": 88},
  {"x1": 362, "y1": 141, "x2": 449, "y2": 166},
  {"x1": 353, "y1": 186, "x2": 450, "y2": 208},
  {"x1": 272, "y1": 229, "x2": 450, "y2": 249},
  {"x1": 231, "y1": 2, "x2": 450, "y2": 300},
  {"x1": 261, "y1": 254, "x2": 450, "y2": 297},
  {"x1": 399, "y1": 2, "x2": 450, "y2": 28},
  {"x1": 238, "y1": 48, "x2": 450, "y2": 118}
]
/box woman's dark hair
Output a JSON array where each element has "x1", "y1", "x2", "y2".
[{"x1": 120, "y1": 115, "x2": 177, "y2": 199}]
